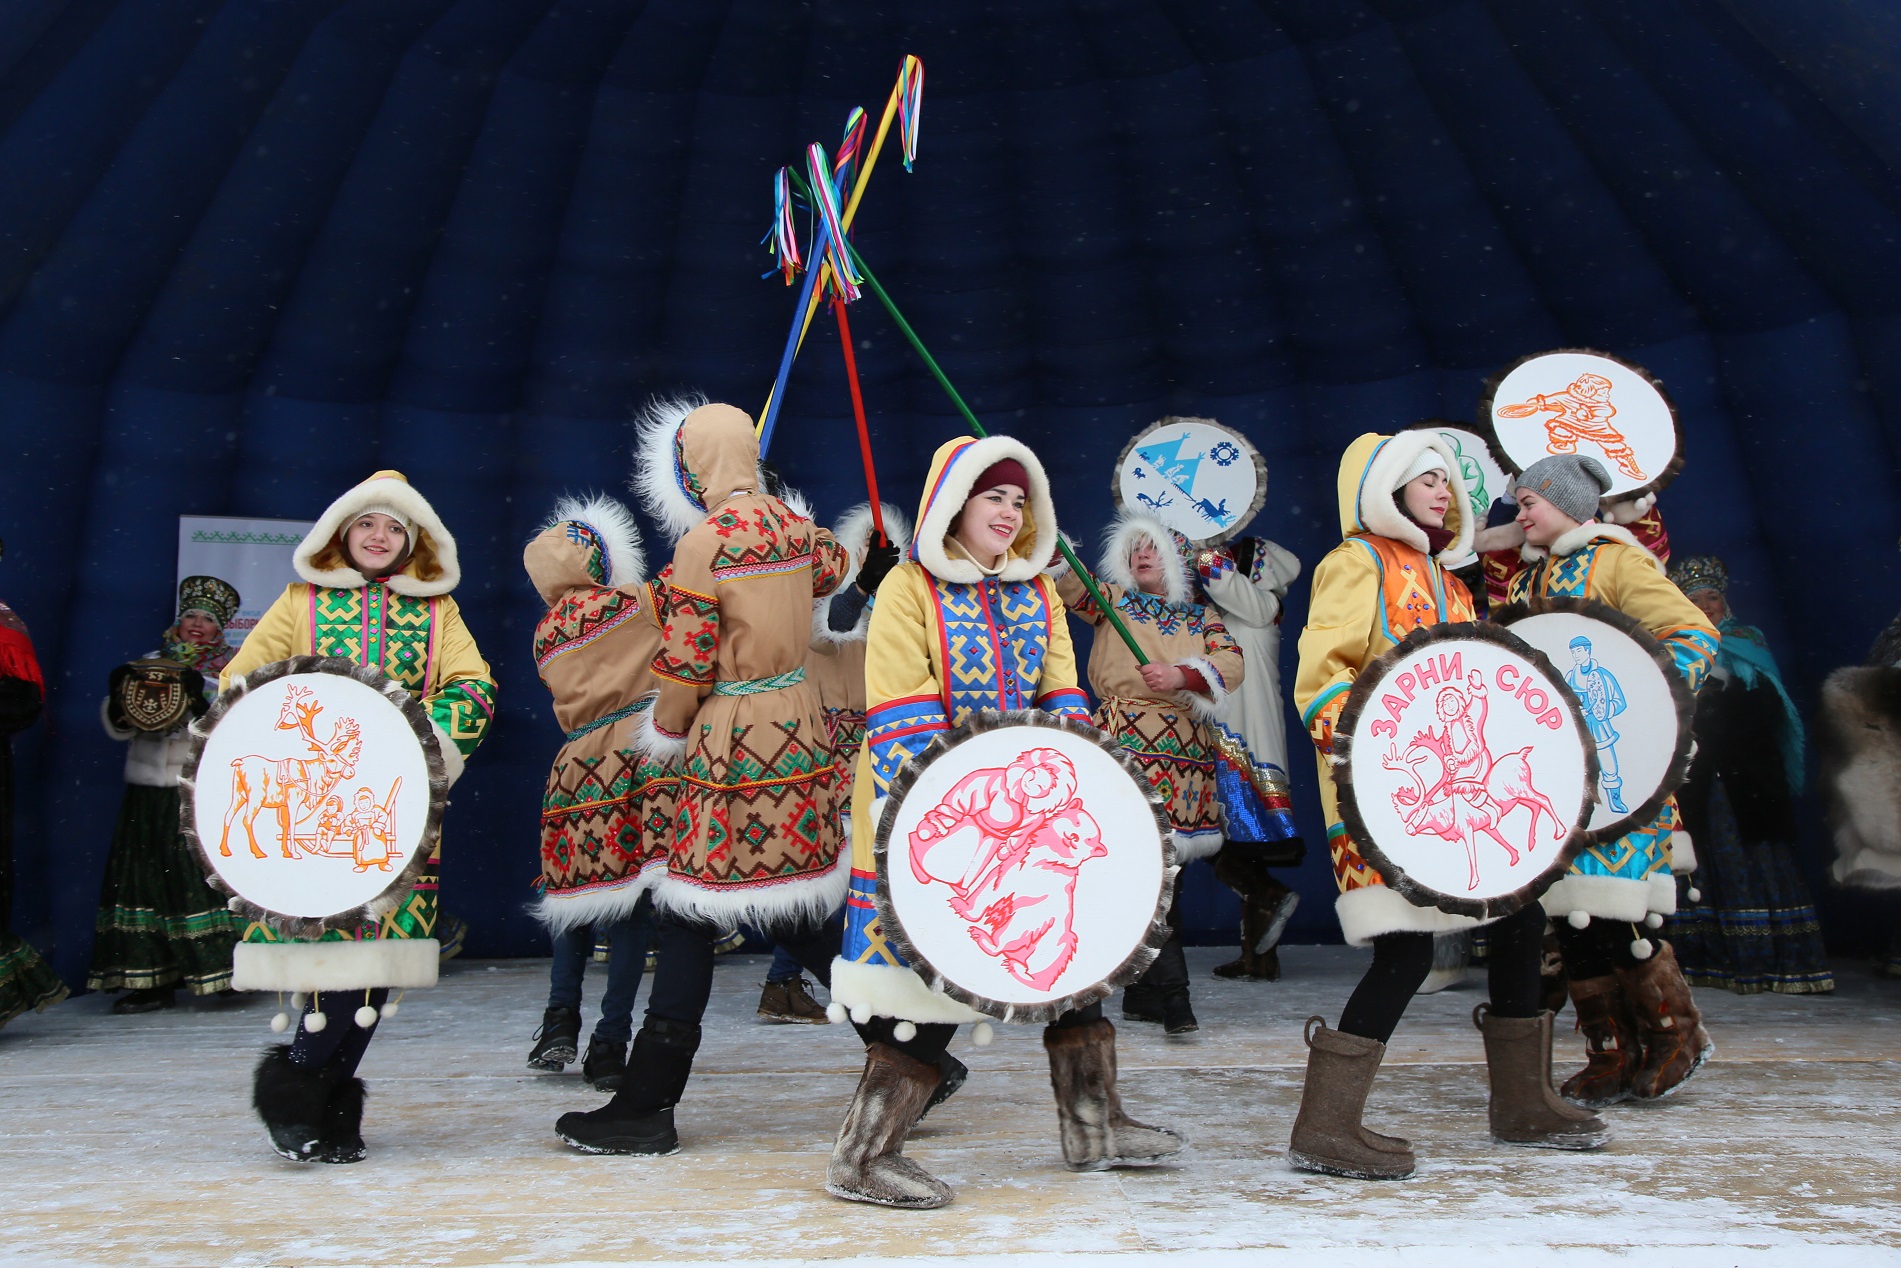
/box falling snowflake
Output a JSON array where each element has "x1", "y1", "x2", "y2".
[{"x1": 1209, "y1": 441, "x2": 1240, "y2": 467}]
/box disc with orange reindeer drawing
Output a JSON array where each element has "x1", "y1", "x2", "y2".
[
  {"x1": 179, "y1": 656, "x2": 447, "y2": 939},
  {"x1": 1333, "y1": 623, "x2": 1598, "y2": 920}
]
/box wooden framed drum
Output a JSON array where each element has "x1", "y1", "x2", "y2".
[
  {"x1": 1493, "y1": 597, "x2": 1697, "y2": 844},
  {"x1": 874, "y1": 710, "x2": 1175, "y2": 1023},
  {"x1": 179, "y1": 656, "x2": 448, "y2": 939},
  {"x1": 1334, "y1": 623, "x2": 1598, "y2": 920},
  {"x1": 1113, "y1": 415, "x2": 1266, "y2": 546},
  {"x1": 1480, "y1": 349, "x2": 1684, "y2": 501}
]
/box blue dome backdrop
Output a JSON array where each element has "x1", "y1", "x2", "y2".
[{"x1": 3, "y1": 0, "x2": 1898, "y2": 985}]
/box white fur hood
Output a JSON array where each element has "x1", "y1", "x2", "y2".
[{"x1": 293, "y1": 469, "x2": 460, "y2": 597}]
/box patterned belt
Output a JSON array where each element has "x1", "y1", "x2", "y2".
[
  {"x1": 565, "y1": 696, "x2": 652, "y2": 743},
  {"x1": 712, "y1": 667, "x2": 807, "y2": 697}
]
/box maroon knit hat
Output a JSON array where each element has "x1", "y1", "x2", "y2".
[{"x1": 972, "y1": 457, "x2": 1029, "y2": 495}]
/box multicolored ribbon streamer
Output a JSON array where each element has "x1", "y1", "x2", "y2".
[
  {"x1": 767, "y1": 166, "x2": 801, "y2": 285},
  {"x1": 897, "y1": 54, "x2": 923, "y2": 171},
  {"x1": 834, "y1": 106, "x2": 868, "y2": 197},
  {"x1": 804, "y1": 143, "x2": 860, "y2": 303}
]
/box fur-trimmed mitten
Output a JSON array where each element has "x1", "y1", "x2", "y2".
[
  {"x1": 1043, "y1": 1018, "x2": 1183, "y2": 1172},
  {"x1": 825, "y1": 1043, "x2": 953, "y2": 1208}
]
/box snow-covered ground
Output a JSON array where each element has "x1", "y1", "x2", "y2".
[{"x1": 2, "y1": 946, "x2": 1897, "y2": 1266}]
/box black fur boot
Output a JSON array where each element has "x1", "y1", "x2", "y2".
[
  {"x1": 556, "y1": 1017, "x2": 701, "y2": 1154},
  {"x1": 317, "y1": 1076, "x2": 368, "y2": 1164},
  {"x1": 252, "y1": 1046, "x2": 330, "y2": 1163}
]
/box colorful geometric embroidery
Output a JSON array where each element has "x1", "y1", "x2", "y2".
[
  {"x1": 1327, "y1": 822, "x2": 1384, "y2": 891},
  {"x1": 541, "y1": 747, "x2": 676, "y2": 898},
  {"x1": 866, "y1": 694, "x2": 950, "y2": 797},
  {"x1": 654, "y1": 585, "x2": 719, "y2": 686},
  {"x1": 535, "y1": 588, "x2": 644, "y2": 669},
  {"x1": 1098, "y1": 701, "x2": 1221, "y2": 839},
  {"x1": 841, "y1": 867, "x2": 906, "y2": 967},
  {"x1": 668, "y1": 716, "x2": 839, "y2": 893},
  {"x1": 928, "y1": 575, "x2": 1054, "y2": 719}
]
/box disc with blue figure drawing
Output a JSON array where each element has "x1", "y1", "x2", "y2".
[{"x1": 1112, "y1": 416, "x2": 1266, "y2": 546}]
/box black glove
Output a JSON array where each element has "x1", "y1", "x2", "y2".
[
  {"x1": 856, "y1": 535, "x2": 901, "y2": 596},
  {"x1": 1229, "y1": 537, "x2": 1256, "y2": 575},
  {"x1": 182, "y1": 668, "x2": 210, "y2": 718},
  {"x1": 827, "y1": 587, "x2": 870, "y2": 633}
]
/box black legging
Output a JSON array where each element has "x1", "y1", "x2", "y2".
[
  {"x1": 289, "y1": 987, "x2": 389, "y2": 1077},
  {"x1": 1337, "y1": 902, "x2": 1547, "y2": 1043},
  {"x1": 1553, "y1": 917, "x2": 1646, "y2": 980}
]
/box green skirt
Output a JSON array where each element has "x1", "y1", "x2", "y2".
[
  {"x1": 0, "y1": 932, "x2": 68, "y2": 1029},
  {"x1": 87, "y1": 784, "x2": 238, "y2": 995}
]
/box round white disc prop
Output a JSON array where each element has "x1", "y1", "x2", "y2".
[
  {"x1": 876, "y1": 711, "x2": 1174, "y2": 1021},
  {"x1": 181, "y1": 657, "x2": 445, "y2": 934},
  {"x1": 1113, "y1": 416, "x2": 1266, "y2": 545},
  {"x1": 1495, "y1": 599, "x2": 1695, "y2": 843},
  {"x1": 1483, "y1": 349, "x2": 1682, "y2": 500},
  {"x1": 1336, "y1": 624, "x2": 1597, "y2": 917}
]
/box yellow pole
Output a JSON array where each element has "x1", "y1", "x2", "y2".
[{"x1": 758, "y1": 60, "x2": 911, "y2": 431}]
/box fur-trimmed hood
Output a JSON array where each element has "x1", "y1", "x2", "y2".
[
  {"x1": 911, "y1": 435, "x2": 1058, "y2": 584},
  {"x1": 631, "y1": 395, "x2": 760, "y2": 540},
  {"x1": 1100, "y1": 511, "x2": 1193, "y2": 606},
  {"x1": 293, "y1": 470, "x2": 460, "y2": 597},
  {"x1": 1334, "y1": 432, "x2": 1472, "y2": 565},
  {"x1": 524, "y1": 493, "x2": 646, "y2": 607}
]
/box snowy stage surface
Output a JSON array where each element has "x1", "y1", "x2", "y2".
[{"x1": 2, "y1": 947, "x2": 1898, "y2": 1267}]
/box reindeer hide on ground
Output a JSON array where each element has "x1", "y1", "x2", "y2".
[{"x1": 1816, "y1": 665, "x2": 1901, "y2": 890}]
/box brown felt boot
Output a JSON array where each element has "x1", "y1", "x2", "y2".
[
  {"x1": 1560, "y1": 975, "x2": 1640, "y2": 1108},
  {"x1": 1286, "y1": 1017, "x2": 1415, "y2": 1179},
  {"x1": 825, "y1": 1043, "x2": 953, "y2": 1209},
  {"x1": 1474, "y1": 1006, "x2": 1611, "y2": 1150},
  {"x1": 1617, "y1": 941, "x2": 1714, "y2": 1100},
  {"x1": 1044, "y1": 1019, "x2": 1184, "y2": 1172},
  {"x1": 1213, "y1": 889, "x2": 1295, "y2": 981}
]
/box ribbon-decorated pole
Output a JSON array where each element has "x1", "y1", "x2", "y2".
[
  {"x1": 831, "y1": 297, "x2": 886, "y2": 545},
  {"x1": 758, "y1": 55, "x2": 922, "y2": 444},
  {"x1": 838, "y1": 236, "x2": 1150, "y2": 665}
]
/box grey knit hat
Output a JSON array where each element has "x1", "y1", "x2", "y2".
[{"x1": 1514, "y1": 454, "x2": 1612, "y2": 523}]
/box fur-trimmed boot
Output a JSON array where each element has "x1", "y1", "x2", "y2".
[
  {"x1": 555, "y1": 1016, "x2": 700, "y2": 1155},
  {"x1": 1043, "y1": 1018, "x2": 1184, "y2": 1172},
  {"x1": 252, "y1": 1046, "x2": 332, "y2": 1163},
  {"x1": 1559, "y1": 975, "x2": 1640, "y2": 1108},
  {"x1": 825, "y1": 1043, "x2": 953, "y2": 1208},
  {"x1": 1286, "y1": 1018, "x2": 1414, "y2": 1180},
  {"x1": 317, "y1": 1076, "x2": 368, "y2": 1164},
  {"x1": 1474, "y1": 1007, "x2": 1611, "y2": 1150},
  {"x1": 1616, "y1": 941, "x2": 1713, "y2": 1100}
]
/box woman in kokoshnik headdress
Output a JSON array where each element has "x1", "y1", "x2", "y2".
[
  {"x1": 554, "y1": 396, "x2": 862, "y2": 1156},
  {"x1": 1292, "y1": 433, "x2": 1610, "y2": 1181},
  {"x1": 1051, "y1": 512, "x2": 1245, "y2": 1035},
  {"x1": 1664, "y1": 555, "x2": 1832, "y2": 996},
  {"x1": 824, "y1": 435, "x2": 1184, "y2": 1210},
  {"x1": 1503, "y1": 455, "x2": 1721, "y2": 1109},
  {"x1": 521, "y1": 494, "x2": 671, "y2": 1090},
  {"x1": 90, "y1": 575, "x2": 243, "y2": 1013},
  {"x1": 221, "y1": 471, "x2": 496, "y2": 1164}
]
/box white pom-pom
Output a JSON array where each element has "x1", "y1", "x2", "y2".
[
  {"x1": 303, "y1": 1011, "x2": 328, "y2": 1033},
  {"x1": 227, "y1": 896, "x2": 243, "y2": 911},
  {"x1": 849, "y1": 1006, "x2": 872, "y2": 1025},
  {"x1": 1567, "y1": 910, "x2": 1590, "y2": 929},
  {"x1": 825, "y1": 1002, "x2": 847, "y2": 1024},
  {"x1": 269, "y1": 1012, "x2": 290, "y2": 1034},
  {"x1": 290, "y1": 992, "x2": 306, "y2": 1008},
  {"x1": 893, "y1": 1020, "x2": 917, "y2": 1042},
  {"x1": 1687, "y1": 887, "x2": 1702, "y2": 903},
  {"x1": 972, "y1": 1022, "x2": 995, "y2": 1047},
  {"x1": 354, "y1": 1005, "x2": 379, "y2": 1029},
  {"x1": 380, "y1": 1001, "x2": 400, "y2": 1020},
  {"x1": 1644, "y1": 913, "x2": 1664, "y2": 929},
  {"x1": 1630, "y1": 939, "x2": 1653, "y2": 961}
]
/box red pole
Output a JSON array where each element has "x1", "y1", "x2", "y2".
[{"x1": 832, "y1": 298, "x2": 887, "y2": 544}]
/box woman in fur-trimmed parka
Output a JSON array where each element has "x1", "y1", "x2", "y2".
[
  {"x1": 222, "y1": 470, "x2": 496, "y2": 1164},
  {"x1": 1054, "y1": 511, "x2": 1244, "y2": 1034},
  {"x1": 1291, "y1": 432, "x2": 1608, "y2": 1181},
  {"x1": 1504, "y1": 455, "x2": 1719, "y2": 1109},
  {"x1": 822, "y1": 435, "x2": 1182, "y2": 1211}
]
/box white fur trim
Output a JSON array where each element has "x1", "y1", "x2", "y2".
[
  {"x1": 532, "y1": 862, "x2": 665, "y2": 934},
  {"x1": 1669, "y1": 830, "x2": 1697, "y2": 875},
  {"x1": 1357, "y1": 433, "x2": 1473, "y2": 565},
  {"x1": 650, "y1": 846, "x2": 850, "y2": 929},
  {"x1": 543, "y1": 493, "x2": 646, "y2": 588},
  {"x1": 1536, "y1": 874, "x2": 1656, "y2": 923},
  {"x1": 1172, "y1": 827, "x2": 1224, "y2": 863},
  {"x1": 828, "y1": 956, "x2": 988, "y2": 1025},
  {"x1": 232, "y1": 939, "x2": 439, "y2": 993},
  {"x1": 777, "y1": 484, "x2": 814, "y2": 523},
  {"x1": 913, "y1": 436, "x2": 1058, "y2": 584},
  {"x1": 1099, "y1": 511, "x2": 1191, "y2": 606},
  {"x1": 630, "y1": 393, "x2": 711, "y2": 542},
  {"x1": 1178, "y1": 655, "x2": 1231, "y2": 724},
  {"x1": 430, "y1": 721, "x2": 466, "y2": 787},
  {"x1": 1600, "y1": 492, "x2": 1656, "y2": 525},
  {"x1": 1544, "y1": 521, "x2": 1661, "y2": 571},
  {"x1": 293, "y1": 473, "x2": 461, "y2": 597},
  {"x1": 1472, "y1": 522, "x2": 1526, "y2": 555},
  {"x1": 1334, "y1": 884, "x2": 1483, "y2": 947},
  {"x1": 629, "y1": 693, "x2": 685, "y2": 763},
  {"x1": 832, "y1": 501, "x2": 912, "y2": 586},
  {"x1": 1647, "y1": 871, "x2": 1677, "y2": 916}
]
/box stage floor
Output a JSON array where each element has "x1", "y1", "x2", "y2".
[{"x1": 2, "y1": 946, "x2": 1897, "y2": 1267}]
